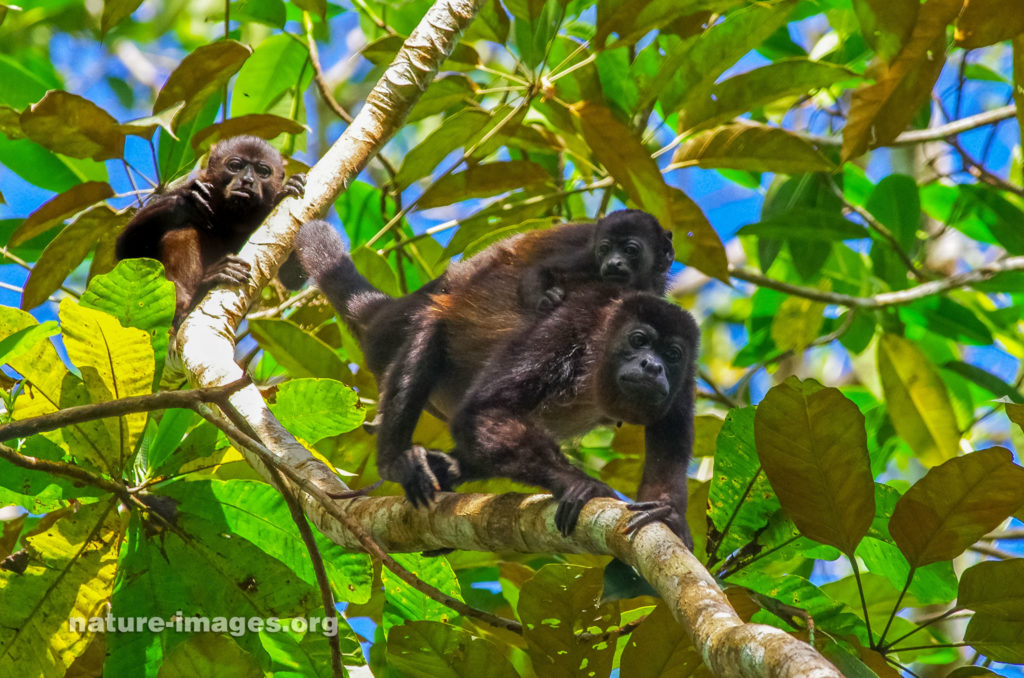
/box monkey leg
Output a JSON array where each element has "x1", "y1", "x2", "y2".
[
  {"x1": 451, "y1": 411, "x2": 618, "y2": 536},
  {"x1": 376, "y1": 316, "x2": 456, "y2": 507}
]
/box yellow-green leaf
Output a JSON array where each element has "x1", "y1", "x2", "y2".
[
  {"x1": 249, "y1": 318, "x2": 352, "y2": 383},
  {"x1": 10, "y1": 181, "x2": 114, "y2": 246},
  {"x1": 0, "y1": 104, "x2": 24, "y2": 139},
  {"x1": 668, "y1": 187, "x2": 728, "y2": 282},
  {"x1": 771, "y1": 284, "x2": 828, "y2": 352},
  {"x1": 21, "y1": 205, "x2": 128, "y2": 311},
  {"x1": 387, "y1": 621, "x2": 518, "y2": 678},
  {"x1": 20, "y1": 91, "x2": 125, "y2": 161},
  {"x1": 59, "y1": 299, "x2": 154, "y2": 470},
  {"x1": 0, "y1": 502, "x2": 121, "y2": 677},
  {"x1": 673, "y1": 122, "x2": 833, "y2": 174},
  {"x1": 852, "y1": 0, "x2": 918, "y2": 63},
  {"x1": 877, "y1": 333, "x2": 960, "y2": 465},
  {"x1": 754, "y1": 376, "x2": 875, "y2": 555},
  {"x1": 620, "y1": 601, "x2": 712, "y2": 677},
  {"x1": 118, "y1": 101, "x2": 185, "y2": 139},
  {"x1": 842, "y1": 0, "x2": 963, "y2": 161},
  {"x1": 418, "y1": 161, "x2": 551, "y2": 209},
  {"x1": 153, "y1": 40, "x2": 252, "y2": 130},
  {"x1": 956, "y1": 0, "x2": 1024, "y2": 48},
  {"x1": 100, "y1": 0, "x2": 143, "y2": 36},
  {"x1": 890, "y1": 447, "x2": 1024, "y2": 567}
]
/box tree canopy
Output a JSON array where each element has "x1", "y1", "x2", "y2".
[{"x1": 2, "y1": 0, "x2": 1024, "y2": 676}]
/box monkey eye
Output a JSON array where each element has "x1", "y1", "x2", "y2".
[
  {"x1": 623, "y1": 242, "x2": 641, "y2": 257},
  {"x1": 256, "y1": 164, "x2": 272, "y2": 178},
  {"x1": 227, "y1": 158, "x2": 245, "y2": 172},
  {"x1": 628, "y1": 330, "x2": 649, "y2": 349},
  {"x1": 663, "y1": 345, "x2": 683, "y2": 363},
  {"x1": 597, "y1": 241, "x2": 611, "y2": 256}
]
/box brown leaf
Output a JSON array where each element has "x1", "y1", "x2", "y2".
[
  {"x1": 0, "y1": 105, "x2": 24, "y2": 140},
  {"x1": 119, "y1": 101, "x2": 186, "y2": 139},
  {"x1": 1014, "y1": 36, "x2": 1024, "y2": 149},
  {"x1": 153, "y1": 40, "x2": 252, "y2": 130},
  {"x1": 190, "y1": 114, "x2": 306, "y2": 155},
  {"x1": 956, "y1": 0, "x2": 1024, "y2": 47},
  {"x1": 668, "y1": 187, "x2": 728, "y2": 282},
  {"x1": 673, "y1": 122, "x2": 833, "y2": 174},
  {"x1": 889, "y1": 447, "x2": 1024, "y2": 567},
  {"x1": 11, "y1": 182, "x2": 114, "y2": 247},
  {"x1": 20, "y1": 91, "x2": 125, "y2": 161},
  {"x1": 842, "y1": 0, "x2": 964, "y2": 162},
  {"x1": 21, "y1": 206, "x2": 129, "y2": 310}
]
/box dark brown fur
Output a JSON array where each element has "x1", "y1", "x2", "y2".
[{"x1": 116, "y1": 135, "x2": 305, "y2": 326}]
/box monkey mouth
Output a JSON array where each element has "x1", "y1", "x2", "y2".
[
  {"x1": 230, "y1": 187, "x2": 256, "y2": 199},
  {"x1": 618, "y1": 374, "x2": 669, "y2": 399},
  {"x1": 601, "y1": 270, "x2": 631, "y2": 283}
]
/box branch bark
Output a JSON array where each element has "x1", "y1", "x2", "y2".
[{"x1": 174, "y1": 1, "x2": 841, "y2": 674}]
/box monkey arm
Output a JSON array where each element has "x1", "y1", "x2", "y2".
[
  {"x1": 158, "y1": 227, "x2": 207, "y2": 327},
  {"x1": 629, "y1": 398, "x2": 695, "y2": 549}
]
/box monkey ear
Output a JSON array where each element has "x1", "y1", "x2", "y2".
[{"x1": 660, "y1": 232, "x2": 675, "y2": 270}]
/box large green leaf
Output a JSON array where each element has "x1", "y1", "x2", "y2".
[
  {"x1": 889, "y1": 447, "x2": 1024, "y2": 567},
  {"x1": 231, "y1": 33, "x2": 311, "y2": 120},
  {"x1": 20, "y1": 91, "x2": 125, "y2": 161},
  {"x1": 959, "y1": 559, "x2": 1024, "y2": 620},
  {"x1": 153, "y1": 40, "x2": 251, "y2": 130},
  {"x1": 393, "y1": 108, "x2": 492, "y2": 188},
  {"x1": 10, "y1": 181, "x2": 113, "y2": 246},
  {"x1": 418, "y1": 160, "x2": 551, "y2": 208},
  {"x1": 387, "y1": 621, "x2": 518, "y2": 678},
  {"x1": 248, "y1": 317, "x2": 352, "y2": 383},
  {"x1": 382, "y1": 553, "x2": 464, "y2": 633},
  {"x1": 754, "y1": 377, "x2": 874, "y2": 555},
  {"x1": 619, "y1": 602, "x2": 712, "y2": 677},
  {"x1": 964, "y1": 615, "x2": 1024, "y2": 664},
  {"x1": 877, "y1": 333, "x2": 960, "y2": 466},
  {"x1": 673, "y1": 123, "x2": 833, "y2": 175},
  {"x1": 270, "y1": 378, "x2": 366, "y2": 444}
]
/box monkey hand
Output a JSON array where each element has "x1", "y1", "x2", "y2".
[
  {"x1": 187, "y1": 180, "x2": 216, "y2": 224},
  {"x1": 536, "y1": 285, "x2": 565, "y2": 313},
  {"x1": 624, "y1": 500, "x2": 693, "y2": 550},
  {"x1": 279, "y1": 173, "x2": 307, "y2": 201},
  {"x1": 554, "y1": 479, "x2": 618, "y2": 536},
  {"x1": 201, "y1": 255, "x2": 251, "y2": 288},
  {"x1": 383, "y1": 445, "x2": 459, "y2": 508}
]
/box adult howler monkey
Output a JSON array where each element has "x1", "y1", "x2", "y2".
[
  {"x1": 116, "y1": 135, "x2": 306, "y2": 327},
  {"x1": 293, "y1": 216, "x2": 697, "y2": 545}
]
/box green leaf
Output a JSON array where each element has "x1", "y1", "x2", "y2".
[
  {"x1": 20, "y1": 91, "x2": 125, "y2": 161},
  {"x1": 754, "y1": 377, "x2": 875, "y2": 555},
  {"x1": 249, "y1": 318, "x2": 352, "y2": 382},
  {"x1": 387, "y1": 621, "x2": 518, "y2": 678},
  {"x1": 159, "y1": 634, "x2": 262, "y2": 678},
  {"x1": 518, "y1": 564, "x2": 617, "y2": 678},
  {"x1": 406, "y1": 75, "x2": 478, "y2": 124},
  {"x1": 271, "y1": 378, "x2": 366, "y2": 444},
  {"x1": 942, "y1": 361, "x2": 1024, "y2": 403},
  {"x1": 856, "y1": 537, "x2": 958, "y2": 606},
  {"x1": 877, "y1": 333, "x2": 960, "y2": 466},
  {"x1": 889, "y1": 447, "x2": 1024, "y2": 567},
  {"x1": 167, "y1": 479, "x2": 372, "y2": 603},
  {"x1": 964, "y1": 615, "x2": 1024, "y2": 664},
  {"x1": 59, "y1": 299, "x2": 154, "y2": 470},
  {"x1": 707, "y1": 408, "x2": 780, "y2": 558},
  {"x1": 770, "y1": 293, "x2": 825, "y2": 353},
  {"x1": 394, "y1": 108, "x2": 491, "y2": 189},
  {"x1": 382, "y1": 553, "x2": 463, "y2": 632},
  {"x1": 899, "y1": 297, "x2": 993, "y2": 346},
  {"x1": 350, "y1": 246, "x2": 401, "y2": 297},
  {"x1": 418, "y1": 161, "x2": 551, "y2": 209},
  {"x1": 21, "y1": 205, "x2": 128, "y2": 311},
  {"x1": 673, "y1": 123, "x2": 833, "y2": 174},
  {"x1": 154, "y1": 40, "x2": 251, "y2": 130},
  {"x1": 143, "y1": 408, "x2": 196, "y2": 475},
  {"x1": 678, "y1": 60, "x2": 860, "y2": 133},
  {"x1": 851, "y1": 0, "x2": 917, "y2": 63},
  {"x1": 960, "y1": 559, "x2": 1024, "y2": 620},
  {"x1": 596, "y1": 0, "x2": 744, "y2": 47},
  {"x1": 101, "y1": 0, "x2": 143, "y2": 36},
  {"x1": 738, "y1": 209, "x2": 868, "y2": 241},
  {"x1": 10, "y1": 181, "x2": 114, "y2": 246},
  {"x1": 80, "y1": 258, "x2": 175, "y2": 385},
  {"x1": 231, "y1": 34, "x2": 311, "y2": 120}
]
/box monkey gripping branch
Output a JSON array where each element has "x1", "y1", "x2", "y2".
[{"x1": 175, "y1": 0, "x2": 840, "y2": 675}]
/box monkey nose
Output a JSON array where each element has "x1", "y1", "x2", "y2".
[{"x1": 640, "y1": 358, "x2": 663, "y2": 376}]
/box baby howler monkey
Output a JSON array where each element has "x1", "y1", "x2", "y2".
[
  {"x1": 116, "y1": 135, "x2": 306, "y2": 327},
  {"x1": 293, "y1": 214, "x2": 695, "y2": 544}
]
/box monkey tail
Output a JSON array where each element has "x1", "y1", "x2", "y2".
[{"x1": 292, "y1": 219, "x2": 390, "y2": 334}]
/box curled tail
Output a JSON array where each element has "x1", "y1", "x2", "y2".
[{"x1": 292, "y1": 219, "x2": 390, "y2": 335}]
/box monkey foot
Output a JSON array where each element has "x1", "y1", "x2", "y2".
[
  {"x1": 625, "y1": 501, "x2": 693, "y2": 550},
  {"x1": 189, "y1": 180, "x2": 215, "y2": 222},
  {"x1": 385, "y1": 445, "x2": 459, "y2": 508},
  {"x1": 554, "y1": 480, "x2": 618, "y2": 536},
  {"x1": 281, "y1": 173, "x2": 307, "y2": 199}
]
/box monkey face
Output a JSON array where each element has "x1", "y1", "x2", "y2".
[
  {"x1": 610, "y1": 321, "x2": 686, "y2": 410},
  {"x1": 593, "y1": 210, "x2": 675, "y2": 289},
  {"x1": 219, "y1": 156, "x2": 274, "y2": 205},
  {"x1": 207, "y1": 136, "x2": 285, "y2": 214}
]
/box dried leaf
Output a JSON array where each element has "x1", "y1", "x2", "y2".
[
  {"x1": 673, "y1": 122, "x2": 833, "y2": 174},
  {"x1": 11, "y1": 181, "x2": 114, "y2": 246},
  {"x1": 20, "y1": 91, "x2": 125, "y2": 161},
  {"x1": 153, "y1": 40, "x2": 252, "y2": 130}
]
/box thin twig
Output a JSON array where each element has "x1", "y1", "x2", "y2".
[
  {"x1": 802, "y1": 105, "x2": 1016, "y2": 147},
  {"x1": 0, "y1": 442, "x2": 127, "y2": 497},
  {"x1": 0, "y1": 378, "x2": 250, "y2": 442}
]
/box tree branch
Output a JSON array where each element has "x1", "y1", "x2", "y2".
[
  {"x1": 730, "y1": 254, "x2": 1024, "y2": 308},
  {"x1": 0, "y1": 442, "x2": 126, "y2": 497},
  {"x1": 0, "y1": 378, "x2": 250, "y2": 443},
  {"x1": 803, "y1": 104, "x2": 1016, "y2": 147}
]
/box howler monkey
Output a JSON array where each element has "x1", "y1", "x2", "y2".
[
  {"x1": 116, "y1": 135, "x2": 306, "y2": 327},
  {"x1": 293, "y1": 216, "x2": 697, "y2": 545}
]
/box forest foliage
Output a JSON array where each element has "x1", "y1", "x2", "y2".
[{"x1": 2, "y1": 0, "x2": 1024, "y2": 675}]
